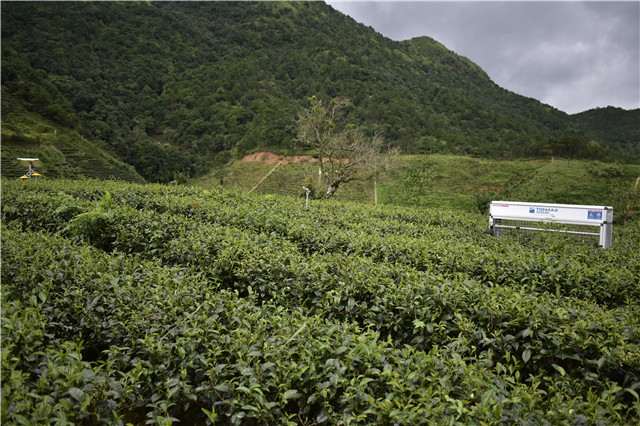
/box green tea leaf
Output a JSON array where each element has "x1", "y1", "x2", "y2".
[
  {"x1": 282, "y1": 389, "x2": 301, "y2": 401},
  {"x1": 552, "y1": 364, "x2": 566, "y2": 377},
  {"x1": 68, "y1": 387, "x2": 85, "y2": 402}
]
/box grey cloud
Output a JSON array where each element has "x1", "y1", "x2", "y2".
[{"x1": 327, "y1": 1, "x2": 639, "y2": 114}]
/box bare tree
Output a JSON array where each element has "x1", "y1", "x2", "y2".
[
  {"x1": 295, "y1": 96, "x2": 388, "y2": 199},
  {"x1": 295, "y1": 96, "x2": 348, "y2": 186}
]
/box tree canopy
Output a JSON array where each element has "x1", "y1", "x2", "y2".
[{"x1": 295, "y1": 96, "x2": 387, "y2": 198}]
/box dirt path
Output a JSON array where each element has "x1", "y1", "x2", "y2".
[{"x1": 241, "y1": 151, "x2": 347, "y2": 164}]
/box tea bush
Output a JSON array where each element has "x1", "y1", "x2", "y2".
[{"x1": 2, "y1": 178, "x2": 639, "y2": 424}]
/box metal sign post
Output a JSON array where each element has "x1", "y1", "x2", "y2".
[{"x1": 303, "y1": 186, "x2": 311, "y2": 209}]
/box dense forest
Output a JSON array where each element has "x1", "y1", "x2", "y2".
[{"x1": 2, "y1": 1, "x2": 638, "y2": 183}]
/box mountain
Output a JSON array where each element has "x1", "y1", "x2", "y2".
[
  {"x1": 2, "y1": 1, "x2": 637, "y2": 183},
  {"x1": 572, "y1": 107, "x2": 640, "y2": 156}
]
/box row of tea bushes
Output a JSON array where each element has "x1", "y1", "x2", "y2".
[
  {"x1": 3, "y1": 179, "x2": 639, "y2": 308},
  {"x1": 2, "y1": 178, "x2": 639, "y2": 423},
  {"x1": 3, "y1": 181, "x2": 639, "y2": 374},
  {"x1": 2, "y1": 226, "x2": 638, "y2": 424}
]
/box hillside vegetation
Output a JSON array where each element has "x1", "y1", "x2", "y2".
[
  {"x1": 1, "y1": 92, "x2": 144, "y2": 183},
  {"x1": 197, "y1": 154, "x2": 640, "y2": 223},
  {"x1": 2, "y1": 1, "x2": 638, "y2": 183},
  {"x1": 573, "y1": 107, "x2": 640, "y2": 157},
  {"x1": 2, "y1": 178, "x2": 639, "y2": 424}
]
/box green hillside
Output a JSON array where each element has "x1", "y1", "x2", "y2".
[
  {"x1": 1, "y1": 92, "x2": 144, "y2": 182},
  {"x1": 573, "y1": 107, "x2": 640, "y2": 156},
  {"x1": 2, "y1": 1, "x2": 637, "y2": 184},
  {"x1": 195, "y1": 154, "x2": 640, "y2": 223}
]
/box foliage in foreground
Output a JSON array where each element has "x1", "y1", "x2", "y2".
[{"x1": 2, "y1": 178, "x2": 639, "y2": 424}]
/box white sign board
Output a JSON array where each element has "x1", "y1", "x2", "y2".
[
  {"x1": 17, "y1": 158, "x2": 43, "y2": 169},
  {"x1": 490, "y1": 201, "x2": 613, "y2": 248},
  {"x1": 490, "y1": 201, "x2": 613, "y2": 226}
]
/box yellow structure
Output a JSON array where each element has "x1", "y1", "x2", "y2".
[{"x1": 17, "y1": 158, "x2": 43, "y2": 179}]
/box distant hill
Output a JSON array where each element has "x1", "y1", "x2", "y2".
[
  {"x1": 1, "y1": 91, "x2": 144, "y2": 183},
  {"x1": 2, "y1": 1, "x2": 637, "y2": 182},
  {"x1": 572, "y1": 107, "x2": 640, "y2": 156}
]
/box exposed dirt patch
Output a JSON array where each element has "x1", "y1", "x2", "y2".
[
  {"x1": 527, "y1": 158, "x2": 550, "y2": 162},
  {"x1": 241, "y1": 151, "x2": 347, "y2": 164}
]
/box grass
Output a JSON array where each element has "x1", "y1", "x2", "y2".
[
  {"x1": 195, "y1": 154, "x2": 640, "y2": 223},
  {"x1": 379, "y1": 155, "x2": 544, "y2": 211},
  {"x1": 199, "y1": 160, "x2": 378, "y2": 203},
  {"x1": 505, "y1": 159, "x2": 638, "y2": 204}
]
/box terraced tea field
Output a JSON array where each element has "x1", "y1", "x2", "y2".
[{"x1": 2, "y1": 178, "x2": 639, "y2": 424}]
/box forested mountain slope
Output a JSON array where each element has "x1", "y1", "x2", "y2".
[
  {"x1": 0, "y1": 90, "x2": 145, "y2": 182},
  {"x1": 2, "y1": 1, "x2": 637, "y2": 182},
  {"x1": 573, "y1": 107, "x2": 640, "y2": 156}
]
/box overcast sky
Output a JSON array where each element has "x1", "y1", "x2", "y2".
[{"x1": 326, "y1": 1, "x2": 639, "y2": 115}]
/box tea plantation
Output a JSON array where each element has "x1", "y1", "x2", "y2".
[{"x1": 2, "y1": 178, "x2": 639, "y2": 424}]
